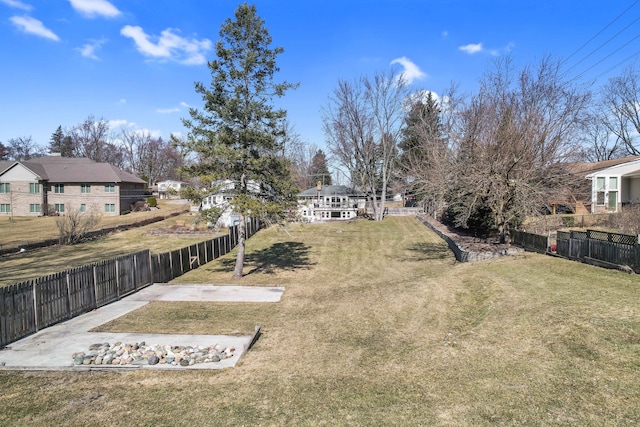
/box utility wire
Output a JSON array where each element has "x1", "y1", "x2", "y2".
[
  {"x1": 594, "y1": 49, "x2": 640, "y2": 79},
  {"x1": 565, "y1": 15, "x2": 640, "y2": 74},
  {"x1": 575, "y1": 32, "x2": 640, "y2": 80},
  {"x1": 561, "y1": 0, "x2": 640, "y2": 66}
]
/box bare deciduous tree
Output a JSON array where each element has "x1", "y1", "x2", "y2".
[
  {"x1": 6, "y1": 136, "x2": 46, "y2": 160},
  {"x1": 602, "y1": 64, "x2": 640, "y2": 156},
  {"x1": 67, "y1": 115, "x2": 110, "y2": 160},
  {"x1": 446, "y1": 56, "x2": 591, "y2": 241},
  {"x1": 579, "y1": 109, "x2": 626, "y2": 162},
  {"x1": 324, "y1": 69, "x2": 408, "y2": 221},
  {"x1": 120, "y1": 129, "x2": 182, "y2": 185}
]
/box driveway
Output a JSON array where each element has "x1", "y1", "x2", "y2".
[{"x1": 0, "y1": 284, "x2": 284, "y2": 371}]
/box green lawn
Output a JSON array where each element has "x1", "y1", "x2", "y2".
[{"x1": 0, "y1": 216, "x2": 638, "y2": 426}]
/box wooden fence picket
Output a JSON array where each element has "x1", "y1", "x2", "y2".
[{"x1": 0, "y1": 217, "x2": 261, "y2": 348}]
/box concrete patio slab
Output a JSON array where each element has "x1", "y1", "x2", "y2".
[{"x1": 0, "y1": 284, "x2": 283, "y2": 371}]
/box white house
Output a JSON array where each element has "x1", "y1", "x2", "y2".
[
  {"x1": 583, "y1": 156, "x2": 640, "y2": 213},
  {"x1": 297, "y1": 185, "x2": 367, "y2": 222},
  {"x1": 156, "y1": 180, "x2": 190, "y2": 199},
  {"x1": 196, "y1": 179, "x2": 262, "y2": 227}
]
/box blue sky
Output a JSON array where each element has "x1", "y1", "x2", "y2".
[{"x1": 1, "y1": 0, "x2": 639, "y2": 152}]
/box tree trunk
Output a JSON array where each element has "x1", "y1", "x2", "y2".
[{"x1": 232, "y1": 213, "x2": 246, "y2": 279}]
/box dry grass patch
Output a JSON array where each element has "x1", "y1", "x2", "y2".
[
  {"x1": 1, "y1": 217, "x2": 639, "y2": 426},
  {"x1": 0, "y1": 211, "x2": 220, "y2": 286},
  {"x1": 0, "y1": 201, "x2": 189, "y2": 250}
]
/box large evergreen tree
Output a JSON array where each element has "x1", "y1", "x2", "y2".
[
  {"x1": 397, "y1": 91, "x2": 451, "y2": 215},
  {"x1": 309, "y1": 149, "x2": 332, "y2": 186},
  {"x1": 176, "y1": 3, "x2": 298, "y2": 278},
  {"x1": 49, "y1": 125, "x2": 74, "y2": 157}
]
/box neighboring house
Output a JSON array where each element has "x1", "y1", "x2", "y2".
[
  {"x1": 195, "y1": 179, "x2": 263, "y2": 227},
  {"x1": 580, "y1": 156, "x2": 640, "y2": 213},
  {"x1": 0, "y1": 155, "x2": 147, "y2": 216},
  {"x1": 297, "y1": 184, "x2": 367, "y2": 222},
  {"x1": 157, "y1": 180, "x2": 190, "y2": 199}
]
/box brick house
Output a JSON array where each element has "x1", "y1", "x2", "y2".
[{"x1": 0, "y1": 155, "x2": 147, "y2": 216}]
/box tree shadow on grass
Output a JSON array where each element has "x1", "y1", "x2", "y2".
[
  {"x1": 403, "y1": 242, "x2": 453, "y2": 262},
  {"x1": 214, "y1": 241, "x2": 314, "y2": 275}
]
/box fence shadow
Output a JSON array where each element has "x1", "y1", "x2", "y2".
[{"x1": 214, "y1": 241, "x2": 314, "y2": 275}]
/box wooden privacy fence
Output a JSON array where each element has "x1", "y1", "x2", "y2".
[
  {"x1": 512, "y1": 230, "x2": 550, "y2": 253},
  {"x1": 0, "y1": 217, "x2": 259, "y2": 348},
  {"x1": 513, "y1": 228, "x2": 639, "y2": 273},
  {"x1": 555, "y1": 229, "x2": 639, "y2": 272}
]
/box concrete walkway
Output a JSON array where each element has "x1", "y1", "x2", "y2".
[{"x1": 0, "y1": 284, "x2": 284, "y2": 371}]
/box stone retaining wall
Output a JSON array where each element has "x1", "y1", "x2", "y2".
[{"x1": 418, "y1": 215, "x2": 523, "y2": 262}]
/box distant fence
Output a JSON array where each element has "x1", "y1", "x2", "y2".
[
  {"x1": 513, "y1": 228, "x2": 639, "y2": 273},
  {"x1": 512, "y1": 230, "x2": 550, "y2": 253},
  {"x1": 0, "y1": 217, "x2": 259, "y2": 348}
]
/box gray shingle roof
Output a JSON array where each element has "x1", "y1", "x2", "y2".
[{"x1": 1, "y1": 156, "x2": 145, "y2": 184}]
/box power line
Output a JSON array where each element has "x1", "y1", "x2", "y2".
[
  {"x1": 594, "y1": 49, "x2": 640, "y2": 79},
  {"x1": 575, "y1": 31, "x2": 640, "y2": 79},
  {"x1": 565, "y1": 15, "x2": 640, "y2": 74},
  {"x1": 561, "y1": 0, "x2": 640, "y2": 66}
]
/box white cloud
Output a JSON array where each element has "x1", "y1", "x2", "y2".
[
  {"x1": 108, "y1": 119, "x2": 135, "y2": 129},
  {"x1": 459, "y1": 43, "x2": 483, "y2": 54},
  {"x1": 120, "y1": 25, "x2": 212, "y2": 65},
  {"x1": 76, "y1": 38, "x2": 107, "y2": 60},
  {"x1": 108, "y1": 120, "x2": 162, "y2": 139},
  {"x1": 0, "y1": 0, "x2": 32, "y2": 11},
  {"x1": 441, "y1": 30, "x2": 448, "y2": 38},
  {"x1": 179, "y1": 101, "x2": 191, "y2": 108},
  {"x1": 10, "y1": 15, "x2": 59, "y2": 41},
  {"x1": 156, "y1": 107, "x2": 180, "y2": 114},
  {"x1": 390, "y1": 57, "x2": 427, "y2": 84},
  {"x1": 460, "y1": 42, "x2": 514, "y2": 56},
  {"x1": 68, "y1": 0, "x2": 120, "y2": 18},
  {"x1": 118, "y1": 98, "x2": 127, "y2": 104}
]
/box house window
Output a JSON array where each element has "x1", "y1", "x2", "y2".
[
  {"x1": 29, "y1": 183, "x2": 40, "y2": 194},
  {"x1": 608, "y1": 191, "x2": 618, "y2": 210},
  {"x1": 596, "y1": 177, "x2": 605, "y2": 206},
  {"x1": 54, "y1": 203, "x2": 65, "y2": 213},
  {"x1": 29, "y1": 204, "x2": 41, "y2": 213},
  {"x1": 105, "y1": 183, "x2": 115, "y2": 193},
  {"x1": 81, "y1": 184, "x2": 91, "y2": 193},
  {"x1": 80, "y1": 204, "x2": 86, "y2": 213},
  {"x1": 0, "y1": 203, "x2": 10, "y2": 213},
  {"x1": 609, "y1": 177, "x2": 618, "y2": 190},
  {"x1": 54, "y1": 184, "x2": 64, "y2": 193},
  {"x1": 0, "y1": 183, "x2": 9, "y2": 193},
  {"x1": 105, "y1": 203, "x2": 115, "y2": 213}
]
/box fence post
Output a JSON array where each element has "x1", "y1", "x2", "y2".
[
  {"x1": 115, "y1": 258, "x2": 120, "y2": 299},
  {"x1": 65, "y1": 270, "x2": 71, "y2": 320},
  {"x1": 32, "y1": 281, "x2": 39, "y2": 332},
  {"x1": 92, "y1": 264, "x2": 98, "y2": 310}
]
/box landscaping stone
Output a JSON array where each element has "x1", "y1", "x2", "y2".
[{"x1": 71, "y1": 342, "x2": 235, "y2": 367}]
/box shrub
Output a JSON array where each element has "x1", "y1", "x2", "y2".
[
  {"x1": 55, "y1": 208, "x2": 101, "y2": 245},
  {"x1": 146, "y1": 197, "x2": 157, "y2": 208},
  {"x1": 562, "y1": 216, "x2": 575, "y2": 228}
]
